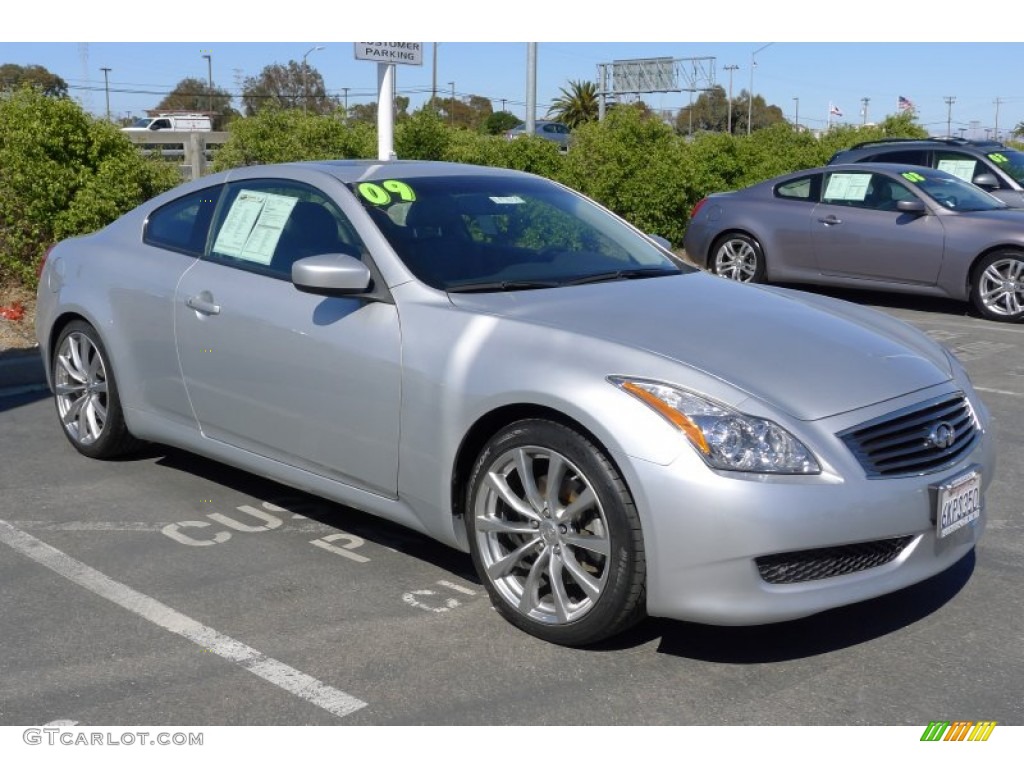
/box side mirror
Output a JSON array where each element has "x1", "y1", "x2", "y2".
[
  {"x1": 972, "y1": 172, "x2": 999, "y2": 189},
  {"x1": 292, "y1": 254, "x2": 372, "y2": 296},
  {"x1": 896, "y1": 199, "x2": 926, "y2": 214}
]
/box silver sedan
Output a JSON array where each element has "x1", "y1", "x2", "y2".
[
  {"x1": 36, "y1": 160, "x2": 993, "y2": 646},
  {"x1": 683, "y1": 162, "x2": 1024, "y2": 322}
]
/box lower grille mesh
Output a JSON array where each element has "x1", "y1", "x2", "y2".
[{"x1": 755, "y1": 536, "x2": 914, "y2": 584}]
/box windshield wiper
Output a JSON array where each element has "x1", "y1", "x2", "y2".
[
  {"x1": 563, "y1": 267, "x2": 679, "y2": 286},
  {"x1": 446, "y1": 280, "x2": 561, "y2": 293}
]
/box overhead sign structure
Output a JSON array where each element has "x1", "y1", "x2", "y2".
[{"x1": 354, "y1": 43, "x2": 423, "y2": 66}]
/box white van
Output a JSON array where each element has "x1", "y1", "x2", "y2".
[{"x1": 122, "y1": 114, "x2": 212, "y2": 132}]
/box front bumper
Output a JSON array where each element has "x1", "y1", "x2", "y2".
[{"x1": 619, "y1": 388, "x2": 994, "y2": 626}]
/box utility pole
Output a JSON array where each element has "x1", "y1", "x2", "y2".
[
  {"x1": 724, "y1": 64, "x2": 738, "y2": 133},
  {"x1": 793, "y1": 96, "x2": 799, "y2": 131},
  {"x1": 526, "y1": 43, "x2": 537, "y2": 134},
  {"x1": 448, "y1": 81, "x2": 455, "y2": 125},
  {"x1": 342, "y1": 87, "x2": 349, "y2": 121},
  {"x1": 944, "y1": 96, "x2": 956, "y2": 138},
  {"x1": 500, "y1": 98, "x2": 506, "y2": 113},
  {"x1": 202, "y1": 54, "x2": 212, "y2": 114},
  {"x1": 100, "y1": 67, "x2": 111, "y2": 121},
  {"x1": 432, "y1": 43, "x2": 439, "y2": 108},
  {"x1": 861, "y1": 96, "x2": 870, "y2": 126},
  {"x1": 994, "y1": 97, "x2": 1003, "y2": 141}
]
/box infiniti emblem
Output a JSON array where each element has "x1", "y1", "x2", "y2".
[{"x1": 926, "y1": 421, "x2": 956, "y2": 450}]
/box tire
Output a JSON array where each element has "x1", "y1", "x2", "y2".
[
  {"x1": 51, "y1": 320, "x2": 141, "y2": 458},
  {"x1": 970, "y1": 250, "x2": 1024, "y2": 322},
  {"x1": 466, "y1": 419, "x2": 646, "y2": 646},
  {"x1": 710, "y1": 233, "x2": 766, "y2": 283}
]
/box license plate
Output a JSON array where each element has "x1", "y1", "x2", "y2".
[{"x1": 935, "y1": 469, "x2": 982, "y2": 539}]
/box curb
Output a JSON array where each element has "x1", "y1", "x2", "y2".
[{"x1": 0, "y1": 348, "x2": 47, "y2": 393}]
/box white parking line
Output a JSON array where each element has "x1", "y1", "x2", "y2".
[{"x1": 0, "y1": 519, "x2": 367, "y2": 720}]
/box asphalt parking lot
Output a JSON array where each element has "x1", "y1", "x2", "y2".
[{"x1": 1, "y1": 287, "x2": 1022, "y2": 727}]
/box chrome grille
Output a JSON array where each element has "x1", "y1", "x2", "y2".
[
  {"x1": 755, "y1": 536, "x2": 914, "y2": 584},
  {"x1": 840, "y1": 393, "x2": 979, "y2": 478}
]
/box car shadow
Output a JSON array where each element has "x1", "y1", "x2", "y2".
[
  {"x1": 591, "y1": 550, "x2": 975, "y2": 661},
  {"x1": 149, "y1": 445, "x2": 974, "y2": 661},
  {"x1": 0, "y1": 386, "x2": 50, "y2": 414},
  {"x1": 153, "y1": 447, "x2": 480, "y2": 581}
]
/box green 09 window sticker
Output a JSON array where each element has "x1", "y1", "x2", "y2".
[
  {"x1": 357, "y1": 180, "x2": 417, "y2": 205},
  {"x1": 988, "y1": 153, "x2": 1008, "y2": 164},
  {"x1": 901, "y1": 171, "x2": 927, "y2": 183}
]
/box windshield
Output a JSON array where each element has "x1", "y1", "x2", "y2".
[
  {"x1": 348, "y1": 174, "x2": 684, "y2": 290},
  {"x1": 904, "y1": 171, "x2": 1007, "y2": 212},
  {"x1": 987, "y1": 149, "x2": 1024, "y2": 185},
  {"x1": 130, "y1": 118, "x2": 151, "y2": 128}
]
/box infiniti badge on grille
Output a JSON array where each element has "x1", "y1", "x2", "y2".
[{"x1": 926, "y1": 421, "x2": 956, "y2": 450}]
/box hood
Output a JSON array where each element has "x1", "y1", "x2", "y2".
[{"x1": 448, "y1": 273, "x2": 952, "y2": 421}]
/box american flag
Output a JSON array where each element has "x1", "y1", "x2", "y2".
[
  {"x1": 898, "y1": 95, "x2": 915, "y2": 112},
  {"x1": 829, "y1": 103, "x2": 843, "y2": 117}
]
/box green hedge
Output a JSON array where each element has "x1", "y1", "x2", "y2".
[
  {"x1": 0, "y1": 88, "x2": 181, "y2": 287},
  {"x1": 3, "y1": 97, "x2": 935, "y2": 289}
]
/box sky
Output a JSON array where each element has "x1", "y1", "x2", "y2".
[{"x1": 3, "y1": 5, "x2": 1023, "y2": 139}]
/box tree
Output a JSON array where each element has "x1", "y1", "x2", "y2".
[
  {"x1": 422, "y1": 94, "x2": 493, "y2": 131},
  {"x1": 346, "y1": 96, "x2": 410, "y2": 125},
  {"x1": 1012, "y1": 121, "x2": 1024, "y2": 139},
  {"x1": 241, "y1": 61, "x2": 337, "y2": 116},
  {"x1": 547, "y1": 80, "x2": 598, "y2": 128},
  {"x1": 0, "y1": 63, "x2": 68, "y2": 98},
  {"x1": 674, "y1": 85, "x2": 730, "y2": 134},
  {"x1": 731, "y1": 90, "x2": 786, "y2": 135},
  {"x1": 155, "y1": 77, "x2": 238, "y2": 129},
  {"x1": 484, "y1": 110, "x2": 520, "y2": 135}
]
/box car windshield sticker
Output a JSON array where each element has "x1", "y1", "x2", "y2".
[
  {"x1": 358, "y1": 181, "x2": 416, "y2": 205},
  {"x1": 901, "y1": 171, "x2": 926, "y2": 183},
  {"x1": 937, "y1": 159, "x2": 976, "y2": 182},
  {"x1": 988, "y1": 153, "x2": 1008, "y2": 164},
  {"x1": 824, "y1": 173, "x2": 871, "y2": 201},
  {"x1": 212, "y1": 190, "x2": 297, "y2": 265},
  {"x1": 489, "y1": 196, "x2": 525, "y2": 204}
]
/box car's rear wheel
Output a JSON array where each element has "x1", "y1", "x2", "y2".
[
  {"x1": 52, "y1": 321, "x2": 141, "y2": 458},
  {"x1": 971, "y1": 250, "x2": 1024, "y2": 322},
  {"x1": 466, "y1": 419, "x2": 646, "y2": 647},
  {"x1": 711, "y1": 233, "x2": 765, "y2": 283}
]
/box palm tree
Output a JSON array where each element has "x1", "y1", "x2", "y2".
[{"x1": 547, "y1": 80, "x2": 599, "y2": 129}]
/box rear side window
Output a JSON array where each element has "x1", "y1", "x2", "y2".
[
  {"x1": 144, "y1": 186, "x2": 222, "y2": 256},
  {"x1": 864, "y1": 149, "x2": 929, "y2": 166},
  {"x1": 775, "y1": 174, "x2": 820, "y2": 201}
]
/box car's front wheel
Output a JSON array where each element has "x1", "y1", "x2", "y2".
[
  {"x1": 971, "y1": 250, "x2": 1024, "y2": 322},
  {"x1": 52, "y1": 320, "x2": 141, "y2": 458},
  {"x1": 711, "y1": 233, "x2": 766, "y2": 283},
  {"x1": 466, "y1": 419, "x2": 646, "y2": 646}
]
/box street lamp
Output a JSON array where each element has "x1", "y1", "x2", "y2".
[
  {"x1": 747, "y1": 42, "x2": 773, "y2": 136},
  {"x1": 201, "y1": 54, "x2": 212, "y2": 114},
  {"x1": 302, "y1": 45, "x2": 325, "y2": 113},
  {"x1": 793, "y1": 96, "x2": 799, "y2": 131}
]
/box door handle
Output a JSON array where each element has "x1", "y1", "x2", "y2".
[
  {"x1": 818, "y1": 215, "x2": 842, "y2": 226},
  {"x1": 186, "y1": 295, "x2": 221, "y2": 315}
]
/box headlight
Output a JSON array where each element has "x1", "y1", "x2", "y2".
[{"x1": 610, "y1": 377, "x2": 820, "y2": 474}]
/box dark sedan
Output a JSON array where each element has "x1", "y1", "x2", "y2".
[{"x1": 683, "y1": 163, "x2": 1024, "y2": 322}]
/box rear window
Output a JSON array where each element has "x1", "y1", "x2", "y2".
[{"x1": 144, "y1": 186, "x2": 222, "y2": 256}]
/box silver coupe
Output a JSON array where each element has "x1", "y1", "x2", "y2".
[{"x1": 36, "y1": 160, "x2": 993, "y2": 646}]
